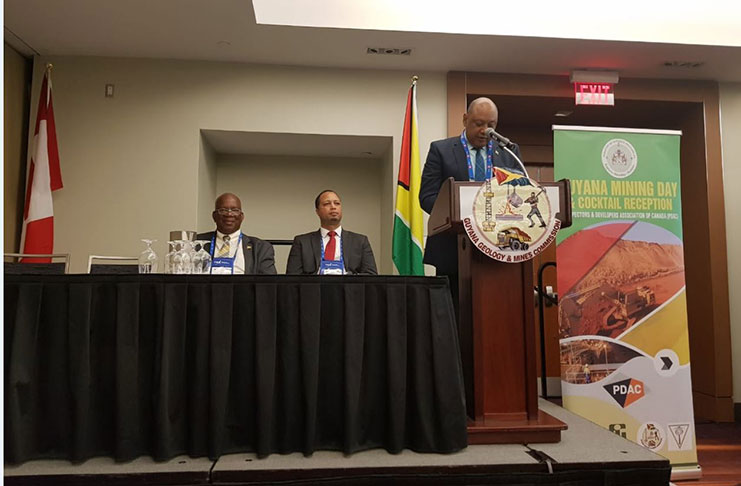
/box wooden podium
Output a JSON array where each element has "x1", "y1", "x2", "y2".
[{"x1": 428, "y1": 178, "x2": 571, "y2": 444}]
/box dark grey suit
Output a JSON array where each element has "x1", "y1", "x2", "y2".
[
  {"x1": 286, "y1": 229, "x2": 378, "y2": 275},
  {"x1": 197, "y1": 231, "x2": 277, "y2": 275},
  {"x1": 419, "y1": 135, "x2": 522, "y2": 274}
]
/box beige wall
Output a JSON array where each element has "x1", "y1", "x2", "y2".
[
  {"x1": 18, "y1": 53, "x2": 741, "y2": 399},
  {"x1": 28, "y1": 56, "x2": 447, "y2": 273},
  {"x1": 214, "y1": 154, "x2": 384, "y2": 273},
  {"x1": 720, "y1": 82, "x2": 741, "y2": 404},
  {"x1": 4, "y1": 44, "x2": 31, "y2": 252},
  {"x1": 197, "y1": 135, "x2": 217, "y2": 231}
]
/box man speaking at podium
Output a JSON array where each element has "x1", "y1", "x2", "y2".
[{"x1": 419, "y1": 97, "x2": 522, "y2": 288}]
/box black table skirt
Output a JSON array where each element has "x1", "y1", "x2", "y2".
[{"x1": 4, "y1": 274, "x2": 467, "y2": 464}]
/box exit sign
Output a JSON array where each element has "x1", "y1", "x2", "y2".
[{"x1": 574, "y1": 82, "x2": 614, "y2": 106}]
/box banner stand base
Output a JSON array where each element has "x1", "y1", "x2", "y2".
[{"x1": 670, "y1": 465, "x2": 702, "y2": 481}]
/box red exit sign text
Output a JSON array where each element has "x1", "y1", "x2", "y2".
[{"x1": 574, "y1": 82, "x2": 614, "y2": 106}]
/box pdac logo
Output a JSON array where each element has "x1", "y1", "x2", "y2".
[{"x1": 604, "y1": 378, "x2": 645, "y2": 407}]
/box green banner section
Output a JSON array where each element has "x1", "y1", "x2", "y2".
[
  {"x1": 555, "y1": 129, "x2": 682, "y2": 242},
  {"x1": 554, "y1": 126, "x2": 698, "y2": 476}
]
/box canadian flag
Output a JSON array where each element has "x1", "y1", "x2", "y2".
[{"x1": 21, "y1": 67, "x2": 63, "y2": 262}]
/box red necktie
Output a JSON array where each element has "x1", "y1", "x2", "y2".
[{"x1": 325, "y1": 231, "x2": 337, "y2": 260}]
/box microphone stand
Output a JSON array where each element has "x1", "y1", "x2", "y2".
[{"x1": 493, "y1": 139, "x2": 531, "y2": 180}]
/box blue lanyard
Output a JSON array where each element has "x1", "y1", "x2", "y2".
[
  {"x1": 209, "y1": 232, "x2": 243, "y2": 274},
  {"x1": 460, "y1": 131, "x2": 493, "y2": 181},
  {"x1": 320, "y1": 231, "x2": 344, "y2": 264}
]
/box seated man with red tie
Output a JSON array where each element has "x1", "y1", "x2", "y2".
[
  {"x1": 286, "y1": 190, "x2": 378, "y2": 275},
  {"x1": 197, "y1": 192, "x2": 277, "y2": 274}
]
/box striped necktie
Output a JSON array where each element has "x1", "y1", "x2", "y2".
[
  {"x1": 475, "y1": 148, "x2": 486, "y2": 182},
  {"x1": 217, "y1": 236, "x2": 230, "y2": 257}
]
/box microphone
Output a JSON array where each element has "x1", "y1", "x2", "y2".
[
  {"x1": 485, "y1": 127, "x2": 515, "y2": 149},
  {"x1": 484, "y1": 127, "x2": 529, "y2": 177}
]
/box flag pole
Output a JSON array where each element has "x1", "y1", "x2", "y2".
[{"x1": 45, "y1": 64, "x2": 53, "y2": 105}]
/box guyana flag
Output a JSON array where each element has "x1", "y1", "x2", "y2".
[
  {"x1": 494, "y1": 167, "x2": 530, "y2": 186},
  {"x1": 392, "y1": 78, "x2": 425, "y2": 275}
]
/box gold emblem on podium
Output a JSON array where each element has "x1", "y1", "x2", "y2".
[{"x1": 463, "y1": 168, "x2": 560, "y2": 263}]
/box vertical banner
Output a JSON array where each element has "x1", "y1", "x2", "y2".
[{"x1": 554, "y1": 126, "x2": 699, "y2": 478}]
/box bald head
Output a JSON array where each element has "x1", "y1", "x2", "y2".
[
  {"x1": 464, "y1": 97, "x2": 499, "y2": 148},
  {"x1": 215, "y1": 192, "x2": 241, "y2": 210},
  {"x1": 467, "y1": 97, "x2": 497, "y2": 114}
]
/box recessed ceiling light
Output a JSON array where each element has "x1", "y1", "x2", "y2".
[
  {"x1": 366, "y1": 47, "x2": 412, "y2": 56},
  {"x1": 555, "y1": 110, "x2": 573, "y2": 117},
  {"x1": 662, "y1": 61, "x2": 704, "y2": 68}
]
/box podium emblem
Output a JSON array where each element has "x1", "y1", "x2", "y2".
[{"x1": 463, "y1": 169, "x2": 560, "y2": 263}]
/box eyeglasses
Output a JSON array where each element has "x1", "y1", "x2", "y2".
[{"x1": 215, "y1": 208, "x2": 243, "y2": 215}]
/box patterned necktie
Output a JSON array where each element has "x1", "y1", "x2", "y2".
[
  {"x1": 475, "y1": 148, "x2": 486, "y2": 182},
  {"x1": 217, "y1": 235, "x2": 230, "y2": 257},
  {"x1": 325, "y1": 231, "x2": 337, "y2": 261}
]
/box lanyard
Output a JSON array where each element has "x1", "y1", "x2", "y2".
[
  {"x1": 209, "y1": 232, "x2": 243, "y2": 274},
  {"x1": 460, "y1": 130, "x2": 493, "y2": 181}
]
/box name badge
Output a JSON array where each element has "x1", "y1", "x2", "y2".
[
  {"x1": 212, "y1": 257, "x2": 234, "y2": 268},
  {"x1": 319, "y1": 259, "x2": 344, "y2": 275}
]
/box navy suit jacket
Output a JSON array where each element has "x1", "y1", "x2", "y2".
[{"x1": 419, "y1": 135, "x2": 522, "y2": 274}]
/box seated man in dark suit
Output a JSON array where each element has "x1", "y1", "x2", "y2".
[
  {"x1": 197, "y1": 192, "x2": 276, "y2": 274},
  {"x1": 286, "y1": 190, "x2": 378, "y2": 275}
]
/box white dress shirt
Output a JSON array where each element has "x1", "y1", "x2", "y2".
[{"x1": 211, "y1": 229, "x2": 245, "y2": 275}]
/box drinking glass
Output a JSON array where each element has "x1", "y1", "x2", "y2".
[
  {"x1": 172, "y1": 240, "x2": 185, "y2": 274},
  {"x1": 138, "y1": 239, "x2": 158, "y2": 274},
  {"x1": 191, "y1": 241, "x2": 203, "y2": 274},
  {"x1": 165, "y1": 241, "x2": 177, "y2": 274},
  {"x1": 179, "y1": 240, "x2": 193, "y2": 274},
  {"x1": 193, "y1": 240, "x2": 212, "y2": 274},
  {"x1": 187, "y1": 240, "x2": 197, "y2": 274}
]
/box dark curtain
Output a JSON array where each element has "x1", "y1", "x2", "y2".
[{"x1": 4, "y1": 275, "x2": 467, "y2": 464}]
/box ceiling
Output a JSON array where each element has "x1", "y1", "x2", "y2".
[
  {"x1": 202, "y1": 130, "x2": 391, "y2": 159},
  {"x1": 253, "y1": 0, "x2": 741, "y2": 48},
  {"x1": 5, "y1": 0, "x2": 741, "y2": 82}
]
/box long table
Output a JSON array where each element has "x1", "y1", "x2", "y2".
[{"x1": 4, "y1": 274, "x2": 468, "y2": 464}]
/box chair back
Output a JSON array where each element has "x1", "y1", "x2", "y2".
[
  {"x1": 87, "y1": 255, "x2": 139, "y2": 274},
  {"x1": 266, "y1": 239, "x2": 293, "y2": 246},
  {"x1": 4, "y1": 253, "x2": 70, "y2": 274}
]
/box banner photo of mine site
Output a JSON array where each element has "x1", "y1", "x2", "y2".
[{"x1": 553, "y1": 126, "x2": 699, "y2": 476}]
